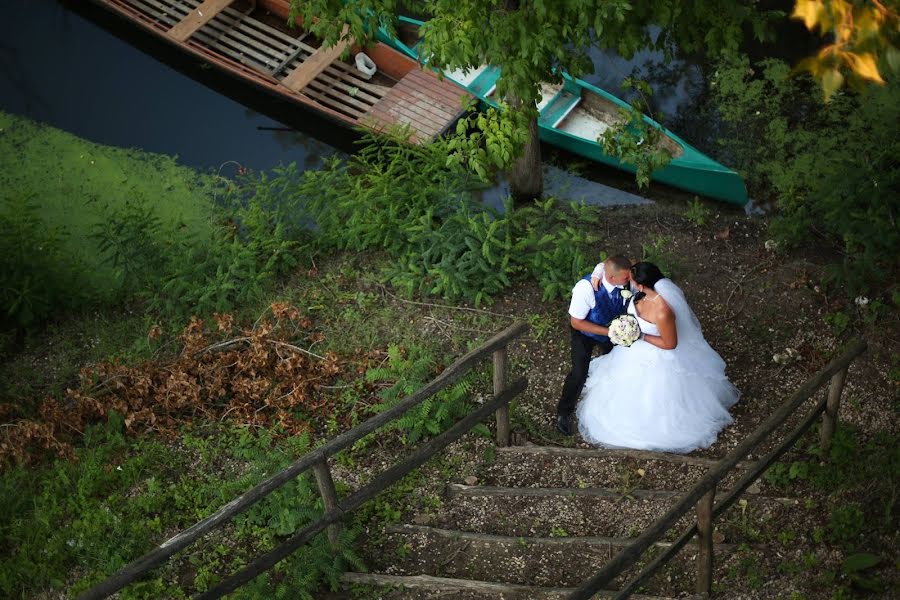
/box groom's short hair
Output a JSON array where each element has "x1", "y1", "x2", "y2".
[{"x1": 605, "y1": 255, "x2": 632, "y2": 273}]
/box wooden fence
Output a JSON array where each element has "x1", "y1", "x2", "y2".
[
  {"x1": 77, "y1": 321, "x2": 529, "y2": 600},
  {"x1": 569, "y1": 337, "x2": 868, "y2": 599}
]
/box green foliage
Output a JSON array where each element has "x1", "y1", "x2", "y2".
[
  {"x1": 763, "y1": 424, "x2": 897, "y2": 592},
  {"x1": 0, "y1": 421, "x2": 360, "y2": 599},
  {"x1": 0, "y1": 114, "x2": 311, "y2": 333},
  {"x1": 828, "y1": 504, "x2": 865, "y2": 545},
  {"x1": 366, "y1": 343, "x2": 475, "y2": 443},
  {"x1": 275, "y1": 131, "x2": 599, "y2": 305},
  {"x1": 0, "y1": 195, "x2": 89, "y2": 330},
  {"x1": 684, "y1": 196, "x2": 712, "y2": 227},
  {"x1": 105, "y1": 169, "x2": 309, "y2": 322},
  {"x1": 711, "y1": 54, "x2": 899, "y2": 292},
  {"x1": 599, "y1": 78, "x2": 674, "y2": 188},
  {"x1": 824, "y1": 310, "x2": 851, "y2": 335},
  {"x1": 447, "y1": 106, "x2": 531, "y2": 181}
]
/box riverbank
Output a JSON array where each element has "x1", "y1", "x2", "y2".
[{"x1": 1, "y1": 117, "x2": 896, "y2": 599}]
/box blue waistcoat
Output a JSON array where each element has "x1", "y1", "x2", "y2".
[{"x1": 579, "y1": 274, "x2": 628, "y2": 342}]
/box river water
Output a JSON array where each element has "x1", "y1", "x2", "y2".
[{"x1": 0, "y1": 0, "x2": 736, "y2": 207}]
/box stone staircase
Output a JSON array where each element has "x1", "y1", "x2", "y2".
[{"x1": 338, "y1": 444, "x2": 797, "y2": 599}]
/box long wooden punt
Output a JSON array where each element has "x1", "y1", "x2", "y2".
[{"x1": 90, "y1": 0, "x2": 471, "y2": 141}]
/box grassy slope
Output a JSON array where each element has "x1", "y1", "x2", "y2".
[{"x1": 0, "y1": 111, "x2": 217, "y2": 294}]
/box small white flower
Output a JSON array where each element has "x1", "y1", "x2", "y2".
[
  {"x1": 855, "y1": 296, "x2": 869, "y2": 307},
  {"x1": 764, "y1": 239, "x2": 778, "y2": 251},
  {"x1": 620, "y1": 289, "x2": 633, "y2": 299},
  {"x1": 116, "y1": 465, "x2": 123, "y2": 471}
]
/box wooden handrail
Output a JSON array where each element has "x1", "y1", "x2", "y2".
[
  {"x1": 198, "y1": 377, "x2": 528, "y2": 598},
  {"x1": 613, "y1": 391, "x2": 830, "y2": 598},
  {"x1": 569, "y1": 337, "x2": 867, "y2": 599},
  {"x1": 77, "y1": 322, "x2": 529, "y2": 600}
]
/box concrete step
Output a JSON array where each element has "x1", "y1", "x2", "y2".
[
  {"x1": 434, "y1": 484, "x2": 802, "y2": 543},
  {"x1": 340, "y1": 572, "x2": 686, "y2": 599},
  {"x1": 478, "y1": 445, "x2": 763, "y2": 493},
  {"x1": 363, "y1": 523, "x2": 736, "y2": 591}
]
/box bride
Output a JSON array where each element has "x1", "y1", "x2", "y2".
[{"x1": 576, "y1": 262, "x2": 739, "y2": 453}]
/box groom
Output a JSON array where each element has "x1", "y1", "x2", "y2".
[{"x1": 556, "y1": 254, "x2": 632, "y2": 435}]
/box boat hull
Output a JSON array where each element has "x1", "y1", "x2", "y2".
[
  {"x1": 379, "y1": 19, "x2": 748, "y2": 206},
  {"x1": 89, "y1": 0, "x2": 470, "y2": 143}
]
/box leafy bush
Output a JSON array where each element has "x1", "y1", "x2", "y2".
[
  {"x1": 711, "y1": 54, "x2": 899, "y2": 292},
  {"x1": 269, "y1": 131, "x2": 600, "y2": 305},
  {"x1": 97, "y1": 176, "x2": 309, "y2": 322},
  {"x1": 0, "y1": 195, "x2": 89, "y2": 330}
]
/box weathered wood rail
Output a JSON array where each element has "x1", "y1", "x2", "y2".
[
  {"x1": 569, "y1": 337, "x2": 868, "y2": 599},
  {"x1": 76, "y1": 321, "x2": 529, "y2": 600}
]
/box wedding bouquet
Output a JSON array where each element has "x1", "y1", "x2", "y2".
[{"x1": 608, "y1": 315, "x2": 641, "y2": 347}]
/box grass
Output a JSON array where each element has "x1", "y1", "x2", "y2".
[
  {"x1": 0, "y1": 417, "x2": 360, "y2": 599},
  {"x1": 0, "y1": 112, "x2": 219, "y2": 295}
]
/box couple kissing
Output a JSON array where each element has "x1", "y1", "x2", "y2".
[{"x1": 556, "y1": 255, "x2": 739, "y2": 454}]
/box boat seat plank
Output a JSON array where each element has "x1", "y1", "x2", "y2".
[
  {"x1": 281, "y1": 25, "x2": 350, "y2": 92},
  {"x1": 134, "y1": 0, "x2": 287, "y2": 73},
  {"x1": 469, "y1": 64, "x2": 501, "y2": 98},
  {"x1": 366, "y1": 68, "x2": 466, "y2": 141},
  {"x1": 192, "y1": 18, "x2": 385, "y2": 105},
  {"x1": 167, "y1": 0, "x2": 234, "y2": 42},
  {"x1": 539, "y1": 90, "x2": 581, "y2": 128}
]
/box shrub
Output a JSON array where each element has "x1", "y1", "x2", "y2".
[
  {"x1": 0, "y1": 195, "x2": 89, "y2": 331},
  {"x1": 711, "y1": 54, "x2": 899, "y2": 292},
  {"x1": 270, "y1": 131, "x2": 601, "y2": 306}
]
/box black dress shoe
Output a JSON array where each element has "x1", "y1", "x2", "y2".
[{"x1": 556, "y1": 414, "x2": 573, "y2": 436}]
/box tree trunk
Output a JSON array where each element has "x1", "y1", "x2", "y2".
[{"x1": 508, "y1": 111, "x2": 543, "y2": 202}]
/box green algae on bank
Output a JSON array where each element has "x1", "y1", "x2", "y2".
[{"x1": 0, "y1": 111, "x2": 219, "y2": 295}]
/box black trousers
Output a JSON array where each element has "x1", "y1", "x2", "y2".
[{"x1": 557, "y1": 328, "x2": 613, "y2": 416}]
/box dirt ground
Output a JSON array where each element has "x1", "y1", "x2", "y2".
[{"x1": 333, "y1": 198, "x2": 898, "y2": 599}]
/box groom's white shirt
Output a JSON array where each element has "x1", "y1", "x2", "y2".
[{"x1": 568, "y1": 263, "x2": 618, "y2": 319}]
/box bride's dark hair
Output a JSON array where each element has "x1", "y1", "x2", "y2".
[{"x1": 631, "y1": 262, "x2": 665, "y2": 303}]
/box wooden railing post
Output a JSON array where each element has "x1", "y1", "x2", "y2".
[
  {"x1": 696, "y1": 486, "x2": 716, "y2": 596},
  {"x1": 493, "y1": 347, "x2": 510, "y2": 447},
  {"x1": 820, "y1": 366, "x2": 848, "y2": 458},
  {"x1": 312, "y1": 459, "x2": 340, "y2": 546}
]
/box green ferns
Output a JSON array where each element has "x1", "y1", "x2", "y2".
[{"x1": 366, "y1": 344, "x2": 476, "y2": 444}]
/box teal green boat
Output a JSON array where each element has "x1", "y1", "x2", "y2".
[{"x1": 378, "y1": 17, "x2": 748, "y2": 206}]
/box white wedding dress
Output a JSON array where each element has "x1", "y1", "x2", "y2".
[{"x1": 576, "y1": 279, "x2": 739, "y2": 453}]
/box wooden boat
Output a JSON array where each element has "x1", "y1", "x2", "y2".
[
  {"x1": 379, "y1": 17, "x2": 749, "y2": 206},
  {"x1": 89, "y1": 0, "x2": 471, "y2": 143}
]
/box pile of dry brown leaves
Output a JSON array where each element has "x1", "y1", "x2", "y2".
[{"x1": 1, "y1": 303, "x2": 342, "y2": 465}]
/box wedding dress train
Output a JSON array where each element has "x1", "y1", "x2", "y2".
[{"x1": 576, "y1": 280, "x2": 739, "y2": 453}]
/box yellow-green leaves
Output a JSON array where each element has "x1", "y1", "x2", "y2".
[
  {"x1": 792, "y1": 0, "x2": 825, "y2": 29},
  {"x1": 792, "y1": 0, "x2": 898, "y2": 100}
]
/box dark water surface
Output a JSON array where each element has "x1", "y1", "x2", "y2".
[{"x1": 0, "y1": 0, "x2": 344, "y2": 175}]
